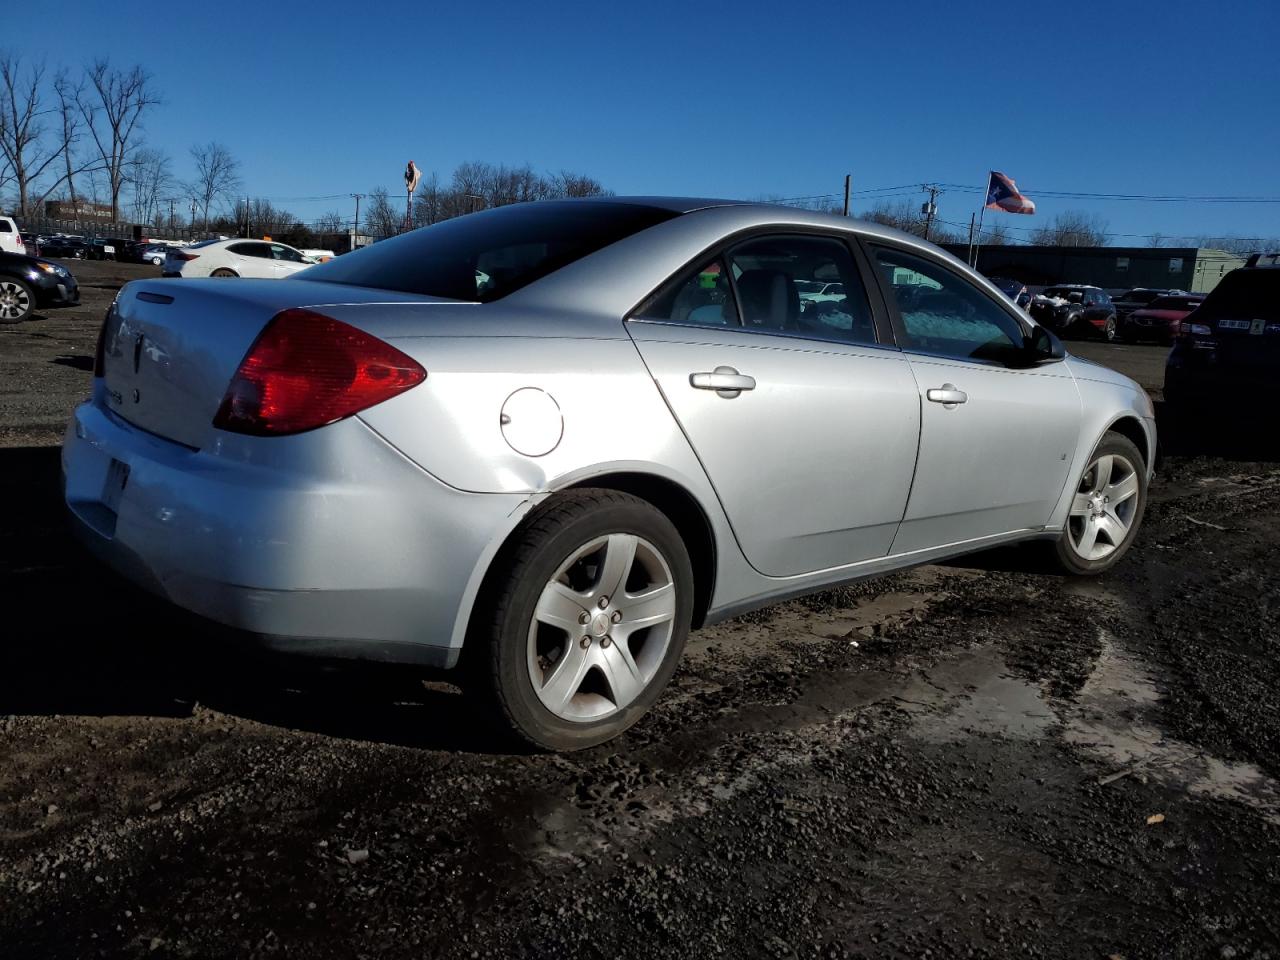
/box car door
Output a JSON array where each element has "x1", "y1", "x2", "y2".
[
  {"x1": 867, "y1": 243, "x2": 1081, "y2": 554},
  {"x1": 223, "y1": 242, "x2": 272, "y2": 277},
  {"x1": 627, "y1": 232, "x2": 921, "y2": 578},
  {"x1": 270, "y1": 243, "x2": 312, "y2": 277}
]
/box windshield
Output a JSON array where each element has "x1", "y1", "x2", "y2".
[
  {"x1": 794, "y1": 280, "x2": 825, "y2": 294},
  {"x1": 304, "y1": 201, "x2": 678, "y2": 301},
  {"x1": 1120, "y1": 289, "x2": 1163, "y2": 304},
  {"x1": 1147, "y1": 296, "x2": 1202, "y2": 311}
]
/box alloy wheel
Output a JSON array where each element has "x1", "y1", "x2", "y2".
[
  {"x1": 0, "y1": 281, "x2": 32, "y2": 321},
  {"x1": 1068, "y1": 452, "x2": 1140, "y2": 561},
  {"x1": 526, "y1": 533, "x2": 676, "y2": 722}
]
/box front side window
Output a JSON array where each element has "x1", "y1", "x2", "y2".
[
  {"x1": 271, "y1": 244, "x2": 305, "y2": 262},
  {"x1": 725, "y1": 234, "x2": 877, "y2": 344},
  {"x1": 873, "y1": 246, "x2": 1026, "y2": 364}
]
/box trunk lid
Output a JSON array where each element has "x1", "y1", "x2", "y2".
[{"x1": 101, "y1": 278, "x2": 454, "y2": 448}]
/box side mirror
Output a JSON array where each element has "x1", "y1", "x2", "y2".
[{"x1": 1026, "y1": 325, "x2": 1065, "y2": 363}]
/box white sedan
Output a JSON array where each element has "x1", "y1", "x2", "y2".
[{"x1": 163, "y1": 239, "x2": 317, "y2": 279}]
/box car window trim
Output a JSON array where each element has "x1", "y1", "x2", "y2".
[
  {"x1": 859, "y1": 238, "x2": 1060, "y2": 370},
  {"x1": 626, "y1": 225, "x2": 898, "y2": 350}
]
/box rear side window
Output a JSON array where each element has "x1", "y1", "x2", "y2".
[
  {"x1": 635, "y1": 256, "x2": 739, "y2": 327},
  {"x1": 229, "y1": 242, "x2": 270, "y2": 258},
  {"x1": 304, "y1": 201, "x2": 677, "y2": 302},
  {"x1": 1197, "y1": 270, "x2": 1280, "y2": 323},
  {"x1": 0, "y1": 221, "x2": 12, "y2": 232}
]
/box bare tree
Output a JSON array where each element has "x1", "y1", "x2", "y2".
[
  {"x1": 51, "y1": 69, "x2": 85, "y2": 213},
  {"x1": 364, "y1": 186, "x2": 400, "y2": 238},
  {"x1": 980, "y1": 222, "x2": 1011, "y2": 246},
  {"x1": 1147, "y1": 232, "x2": 1167, "y2": 248},
  {"x1": 128, "y1": 147, "x2": 173, "y2": 226},
  {"x1": 189, "y1": 141, "x2": 240, "y2": 230},
  {"x1": 77, "y1": 59, "x2": 159, "y2": 222},
  {"x1": 1029, "y1": 211, "x2": 1109, "y2": 246},
  {"x1": 315, "y1": 210, "x2": 345, "y2": 234},
  {"x1": 0, "y1": 54, "x2": 64, "y2": 217}
]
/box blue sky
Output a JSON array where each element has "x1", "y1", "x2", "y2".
[{"x1": 8, "y1": 0, "x2": 1278, "y2": 243}]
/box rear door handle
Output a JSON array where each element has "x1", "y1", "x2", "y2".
[
  {"x1": 926, "y1": 383, "x2": 967, "y2": 407},
  {"x1": 690, "y1": 366, "x2": 756, "y2": 398}
]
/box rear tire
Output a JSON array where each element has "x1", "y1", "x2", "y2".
[
  {"x1": 0, "y1": 277, "x2": 34, "y2": 324},
  {"x1": 210, "y1": 268, "x2": 238, "y2": 278},
  {"x1": 1052, "y1": 431, "x2": 1146, "y2": 575},
  {"x1": 1102, "y1": 316, "x2": 1118, "y2": 342},
  {"x1": 473, "y1": 489, "x2": 693, "y2": 751}
]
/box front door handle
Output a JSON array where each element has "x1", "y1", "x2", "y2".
[
  {"x1": 690, "y1": 366, "x2": 756, "y2": 398},
  {"x1": 926, "y1": 383, "x2": 967, "y2": 408}
]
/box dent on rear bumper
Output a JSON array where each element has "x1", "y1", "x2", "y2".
[{"x1": 62, "y1": 401, "x2": 531, "y2": 668}]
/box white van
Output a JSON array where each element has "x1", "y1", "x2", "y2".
[{"x1": 0, "y1": 217, "x2": 23, "y2": 255}]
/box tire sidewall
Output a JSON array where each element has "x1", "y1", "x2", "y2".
[
  {"x1": 1057, "y1": 432, "x2": 1147, "y2": 574},
  {"x1": 491, "y1": 496, "x2": 693, "y2": 751}
]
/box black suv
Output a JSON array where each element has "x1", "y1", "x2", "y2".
[
  {"x1": 1028, "y1": 284, "x2": 1118, "y2": 340},
  {"x1": 1165, "y1": 259, "x2": 1279, "y2": 409}
]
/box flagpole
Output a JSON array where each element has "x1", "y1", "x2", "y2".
[{"x1": 971, "y1": 172, "x2": 991, "y2": 268}]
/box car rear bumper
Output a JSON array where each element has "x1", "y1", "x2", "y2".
[{"x1": 62, "y1": 398, "x2": 531, "y2": 669}]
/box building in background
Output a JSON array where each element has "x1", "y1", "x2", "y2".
[
  {"x1": 43, "y1": 200, "x2": 116, "y2": 223},
  {"x1": 943, "y1": 244, "x2": 1246, "y2": 293}
]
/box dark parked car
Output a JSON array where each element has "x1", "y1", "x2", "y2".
[
  {"x1": 987, "y1": 276, "x2": 1032, "y2": 308},
  {"x1": 0, "y1": 250, "x2": 80, "y2": 323},
  {"x1": 39, "y1": 237, "x2": 89, "y2": 259},
  {"x1": 1029, "y1": 284, "x2": 1119, "y2": 340},
  {"x1": 1165, "y1": 260, "x2": 1279, "y2": 409},
  {"x1": 1122, "y1": 294, "x2": 1206, "y2": 344},
  {"x1": 1112, "y1": 287, "x2": 1182, "y2": 326}
]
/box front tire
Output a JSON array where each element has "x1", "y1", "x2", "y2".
[
  {"x1": 475, "y1": 489, "x2": 693, "y2": 751},
  {"x1": 1052, "y1": 431, "x2": 1146, "y2": 574},
  {"x1": 0, "y1": 277, "x2": 35, "y2": 324},
  {"x1": 1102, "y1": 315, "x2": 1118, "y2": 342}
]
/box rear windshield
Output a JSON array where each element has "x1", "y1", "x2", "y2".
[
  {"x1": 1120, "y1": 289, "x2": 1162, "y2": 303},
  {"x1": 1196, "y1": 270, "x2": 1280, "y2": 323},
  {"x1": 304, "y1": 201, "x2": 678, "y2": 302}
]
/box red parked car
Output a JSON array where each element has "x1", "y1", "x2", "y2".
[{"x1": 1122, "y1": 293, "x2": 1206, "y2": 344}]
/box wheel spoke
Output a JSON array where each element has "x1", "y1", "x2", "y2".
[
  {"x1": 1107, "y1": 471, "x2": 1139, "y2": 505},
  {"x1": 595, "y1": 641, "x2": 646, "y2": 709},
  {"x1": 1075, "y1": 519, "x2": 1100, "y2": 557},
  {"x1": 594, "y1": 533, "x2": 638, "y2": 600},
  {"x1": 538, "y1": 640, "x2": 592, "y2": 714},
  {"x1": 617, "y1": 582, "x2": 675, "y2": 634},
  {"x1": 1070, "y1": 492, "x2": 1092, "y2": 517},
  {"x1": 1091, "y1": 455, "x2": 1114, "y2": 491},
  {"x1": 1098, "y1": 513, "x2": 1127, "y2": 546},
  {"x1": 534, "y1": 581, "x2": 589, "y2": 634}
]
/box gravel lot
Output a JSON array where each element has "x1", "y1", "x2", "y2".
[{"x1": 2, "y1": 260, "x2": 1278, "y2": 959}]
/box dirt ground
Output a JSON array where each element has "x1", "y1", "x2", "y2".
[{"x1": 2, "y1": 260, "x2": 1279, "y2": 959}]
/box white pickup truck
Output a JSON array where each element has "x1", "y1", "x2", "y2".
[{"x1": 0, "y1": 216, "x2": 25, "y2": 255}]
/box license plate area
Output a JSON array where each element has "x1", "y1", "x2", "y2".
[{"x1": 102, "y1": 458, "x2": 130, "y2": 513}]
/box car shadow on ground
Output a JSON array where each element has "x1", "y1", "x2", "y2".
[
  {"x1": 0, "y1": 444, "x2": 518, "y2": 755},
  {"x1": 51, "y1": 354, "x2": 94, "y2": 372}
]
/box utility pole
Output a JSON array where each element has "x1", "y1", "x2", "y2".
[
  {"x1": 843, "y1": 174, "x2": 851, "y2": 217},
  {"x1": 350, "y1": 193, "x2": 364, "y2": 249},
  {"x1": 921, "y1": 184, "x2": 941, "y2": 242},
  {"x1": 966, "y1": 212, "x2": 976, "y2": 265}
]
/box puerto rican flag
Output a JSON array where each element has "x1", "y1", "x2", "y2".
[{"x1": 985, "y1": 171, "x2": 1036, "y2": 215}]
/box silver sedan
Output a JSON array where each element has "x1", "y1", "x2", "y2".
[{"x1": 63, "y1": 198, "x2": 1154, "y2": 750}]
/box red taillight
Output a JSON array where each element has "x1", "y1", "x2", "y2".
[
  {"x1": 171, "y1": 251, "x2": 198, "y2": 261},
  {"x1": 212, "y1": 308, "x2": 426, "y2": 436}
]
